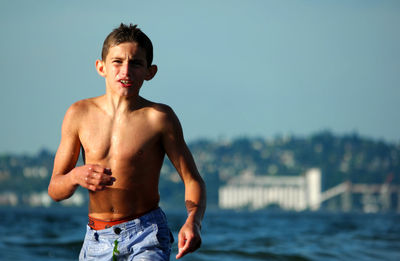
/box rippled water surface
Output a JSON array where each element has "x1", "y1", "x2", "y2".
[{"x1": 0, "y1": 207, "x2": 399, "y2": 260}]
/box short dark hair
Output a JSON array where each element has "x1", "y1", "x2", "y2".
[{"x1": 101, "y1": 23, "x2": 153, "y2": 66}]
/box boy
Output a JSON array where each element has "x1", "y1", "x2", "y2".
[{"x1": 48, "y1": 23, "x2": 206, "y2": 260}]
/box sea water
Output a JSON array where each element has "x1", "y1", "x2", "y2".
[{"x1": 0, "y1": 207, "x2": 399, "y2": 261}]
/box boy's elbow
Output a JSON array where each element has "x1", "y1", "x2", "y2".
[
  {"x1": 47, "y1": 188, "x2": 58, "y2": 202},
  {"x1": 47, "y1": 184, "x2": 62, "y2": 202},
  {"x1": 50, "y1": 196, "x2": 62, "y2": 202},
  {"x1": 48, "y1": 194, "x2": 63, "y2": 202}
]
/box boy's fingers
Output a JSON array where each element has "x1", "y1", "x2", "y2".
[
  {"x1": 176, "y1": 233, "x2": 185, "y2": 259},
  {"x1": 176, "y1": 243, "x2": 189, "y2": 259},
  {"x1": 87, "y1": 166, "x2": 113, "y2": 180},
  {"x1": 87, "y1": 185, "x2": 97, "y2": 191},
  {"x1": 84, "y1": 169, "x2": 114, "y2": 187},
  {"x1": 176, "y1": 233, "x2": 194, "y2": 259},
  {"x1": 177, "y1": 232, "x2": 185, "y2": 249},
  {"x1": 89, "y1": 165, "x2": 111, "y2": 175},
  {"x1": 100, "y1": 176, "x2": 116, "y2": 186},
  {"x1": 104, "y1": 168, "x2": 112, "y2": 175}
]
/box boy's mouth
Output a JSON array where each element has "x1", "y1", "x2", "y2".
[{"x1": 120, "y1": 80, "x2": 132, "y2": 87}]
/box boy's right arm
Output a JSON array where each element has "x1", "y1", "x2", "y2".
[{"x1": 48, "y1": 104, "x2": 114, "y2": 202}]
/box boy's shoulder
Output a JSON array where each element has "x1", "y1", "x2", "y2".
[
  {"x1": 69, "y1": 96, "x2": 102, "y2": 110},
  {"x1": 139, "y1": 97, "x2": 178, "y2": 125},
  {"x1": 138, "y1": 96, "x2": 168, "y2": 111},
  {"x1": 64, "y1": 96, "x2": 102, "y2": 119},
  {"x1": 140, "y1": 97, "x2": 175, "y2": 116}
]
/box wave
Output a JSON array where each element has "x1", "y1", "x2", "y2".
[{"x1": 200, "y1": 249, "x2": 311, "y2": 260}]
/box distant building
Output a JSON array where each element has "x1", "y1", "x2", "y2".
[
  {"x1": 0, "y1": 192, "x2": 18, "y2": 206},
  {"x1": 23, "y1": 166, "x2": 49, "y2": 178},
  {"x1": 219, "y1": 168, "x2": 321, "y2": 211}
]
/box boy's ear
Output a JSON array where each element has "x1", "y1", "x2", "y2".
[
  {"x1": 95, "y1": 59, "x2": 106, "y2": 77},
  {"x1": 145, "y1": 65, "x2": 158, "y2": 81}
]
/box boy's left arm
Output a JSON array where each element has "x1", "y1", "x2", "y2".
[{"x1": 160, "y1": 107, "x2": 206, "y2": 259}]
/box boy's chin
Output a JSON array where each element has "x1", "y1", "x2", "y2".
[
  {"x1": 113, "y1": 87, "x2": 140, "y2": 97},
  {"x1": 119, "y1": 91, "x2": 137, "y2": 98}
]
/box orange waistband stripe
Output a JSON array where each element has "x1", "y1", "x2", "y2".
[{"x1": 88, "y1": 215, "x2": 136, "y2": 230}]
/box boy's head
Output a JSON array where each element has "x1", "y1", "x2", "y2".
[{"x1": 102, "y1": 23, "x2": 153, "y2": 67}]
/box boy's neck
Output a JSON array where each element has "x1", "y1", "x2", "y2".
[{"x1": 104, "y1": 91, "x2": 142, "y2": 114}]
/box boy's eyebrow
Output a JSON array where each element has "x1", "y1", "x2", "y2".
[
  {"x1": 110, "y1": 56, "x2": 123, "y2": 60},
  {"x1": 110, "y1": 55, "x2": 145, "y2": 61}
]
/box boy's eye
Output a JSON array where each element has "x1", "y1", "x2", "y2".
[
  {"x1": 112, "y1": 60, "x2": 122, "y2": 64},
  {"x1": 131, "y1": 61, "x2": 144, "y2": 67}
]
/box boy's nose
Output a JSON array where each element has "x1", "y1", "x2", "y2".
[{"x1": 120, "y1": 64, "x2": 131, "y2": 77}]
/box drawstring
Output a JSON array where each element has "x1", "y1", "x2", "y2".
[{"x1": 112, "y1": 239, "x2": 120, "y2": 260}]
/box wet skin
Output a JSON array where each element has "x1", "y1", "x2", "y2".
[{"x1": 48, "y1": 41, "x2": 206, "y2": 259}]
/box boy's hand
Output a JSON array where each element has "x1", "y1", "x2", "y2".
[
  {"x1": 176, "y1": 221, "x2": 202, "y2": 259},
  {"x1": 74, "y1": 164, "x2": 115, "y2": 191}
]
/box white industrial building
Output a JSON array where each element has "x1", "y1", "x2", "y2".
[{"x1": 219, "y1": 168, "x2": 321, "y2": 211}]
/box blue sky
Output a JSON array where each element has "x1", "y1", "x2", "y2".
[{"x1": 1, "y1": 0, "x2": 399, "y2": 154}]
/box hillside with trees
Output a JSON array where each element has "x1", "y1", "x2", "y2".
[{"x1": 1, "y1": 131, "x2": 399, "y2": 209}]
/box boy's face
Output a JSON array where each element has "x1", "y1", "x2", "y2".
[{"x1": 96, "y1": 41, "x2": 156, "y2": 98}]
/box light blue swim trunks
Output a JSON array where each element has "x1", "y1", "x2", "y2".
[{"x1": 79, "y1": 208, "x2": 173, "y2": 261}]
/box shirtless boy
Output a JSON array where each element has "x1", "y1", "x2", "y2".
[{"x1": 48, "y1": 23, "x2": 206, "y2": 260}]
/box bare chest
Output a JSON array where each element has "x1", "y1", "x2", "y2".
[{"x1": 78, "y1": 114, "x2": 161, "y2": 163}]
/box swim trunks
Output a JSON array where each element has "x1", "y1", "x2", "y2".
[
  {"x1": 79, "y1": 208, "x2": 173, "y2": 261},
  {"x1": 88, "y1": 214, "x2": 138, "y2": 230}
]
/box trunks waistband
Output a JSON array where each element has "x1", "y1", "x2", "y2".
[{"x1": 88, "y1": 215, "x2": 137, "y2": 230}]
